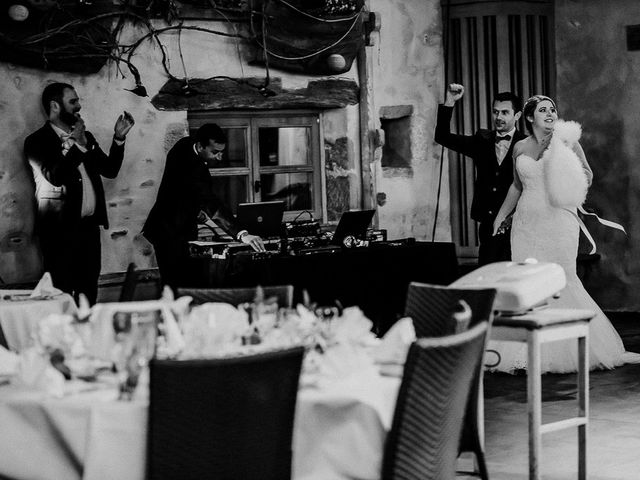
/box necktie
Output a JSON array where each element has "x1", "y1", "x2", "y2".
[{"x1": 495, "y1": 134, "x2": 511, "y2": 143}]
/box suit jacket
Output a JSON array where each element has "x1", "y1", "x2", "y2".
[
  {"x1": 142, "y1": 137, "x2": 240, "y2": 247},
  {"x1": 434, "y1": 105, "x2": 526, "y2": 223},
  {"x1": 24, "y1": 122, "x2": 124, "y2": 232}
]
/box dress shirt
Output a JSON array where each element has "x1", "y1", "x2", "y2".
[
  {"x1": 51, "y1": 123, "x2": 96, "y2": 217},
  {"x1": 495, "y1": 128, "x2": 516, "y2": 166}
]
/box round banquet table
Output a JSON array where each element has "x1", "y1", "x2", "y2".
[
  {"x1": 0, "y1": 290, "x2": 78, "y2": 352},
  {"x1": 0, "y1": 370, "x2": 400, "y2": 480}
]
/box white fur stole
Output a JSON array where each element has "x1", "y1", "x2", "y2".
[{"x1": 542, "y1": 119, "x2": 588, "y2": 208}]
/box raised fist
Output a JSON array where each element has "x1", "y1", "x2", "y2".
[{"x1": 445, "y1": 83, "x2": 465, "y2": 106}]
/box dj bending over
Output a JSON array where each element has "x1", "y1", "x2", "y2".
[{"x1": 143, "y1": 123, "x2": 265, "y2": 289}]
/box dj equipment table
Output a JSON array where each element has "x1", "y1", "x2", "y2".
[{"x1": 186, "y1": 241, "x2": 459, "y2": 334}]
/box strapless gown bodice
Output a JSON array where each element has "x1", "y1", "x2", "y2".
[{"x1": 511, "y1": 154, "x2": 579, "y2": 274}]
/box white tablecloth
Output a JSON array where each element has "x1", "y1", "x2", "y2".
[
  {"x1": 0, "y1": 291, "x2": 78, "y2": 352},
  {"x1": 0, "y1": 371, "x2": 400, "y2": 480}
]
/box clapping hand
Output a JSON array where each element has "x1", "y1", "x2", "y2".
[
  {"x1": 114, "y1": 111, "x2": 135, "y2": 141},
  {"x1": 70, "y1": 116, "x2": 87, "y2": 147}
]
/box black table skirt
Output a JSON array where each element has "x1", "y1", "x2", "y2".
[{"x1": 186, "y1": 241, "x2": 459, "y2": 335}]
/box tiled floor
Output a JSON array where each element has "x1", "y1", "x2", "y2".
[{"x1": 462, "y1": 314, "x2": 640, "y2": 479}]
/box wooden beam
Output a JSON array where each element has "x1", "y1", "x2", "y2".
[{"x1": 151, "y1": 77, "x2": 359, "y2": 111}]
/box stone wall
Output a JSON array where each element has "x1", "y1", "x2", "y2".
[{"x1": 369, "y1": 0, "x2": 450, "y2": 242}]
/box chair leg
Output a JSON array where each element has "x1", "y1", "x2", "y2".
[
  {"x1": 474, "y1": 449, "x2": 489, "y2": 480},
  {"x1": 457, "y1": 448, "x2": 489, "y2": 479}
]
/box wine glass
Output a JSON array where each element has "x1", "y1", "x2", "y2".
[{"x1": 114, "y1": 310, "x2": 159, "y2": 400}]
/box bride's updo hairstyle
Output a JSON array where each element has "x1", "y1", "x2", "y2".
[{"x1": 523, "y1": 95, "x2": 557, "y2": 134}]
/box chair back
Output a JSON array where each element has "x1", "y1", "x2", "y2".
[
  {"x1": 403, "y1": 282, "x2": 497, "y2": 479},
  {"x1": 177, "y1": 285, "x2": 294, "y2": 308},
  {"x1": 404, "y1": 282, "x2": 496, "y2": 337},
  {"x1": 119, "y1": 263, "x2": 138, "y2": 302},
  {"x1": 147, "y1": 346, "x2": 305, "y2": 480},
  {"x1": 382, "y1": 322, "x2": 488, "y2": 480}
]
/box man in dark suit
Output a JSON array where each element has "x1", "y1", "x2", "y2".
[
  {"x1": 24, "y1": 82, "x2": 135, "y2": 304},
  {"x1": 142, "y1": 123, "x2": 265, "y2": 290},
  {"x1": 435, "y1": 83, "x2": 523, "y2": 265}
]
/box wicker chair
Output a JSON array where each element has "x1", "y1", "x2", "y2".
[
  {"x1": 382, "y1": 322, "x2": 489, "y2": 480},
  {"x1": 404, "y1": 282, "x2": 496, "y2": 336},
  {"x1": 403, "y1": 282, "x2": 497, "y2": 480},
  {"x1": 147, "y1": 346, "x2": 305, "y2": 480},
  {"x1": 176, "y1": 284, "x2": 294, "y2": 308}
]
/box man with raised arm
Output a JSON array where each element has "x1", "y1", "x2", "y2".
[{"x1": 435, "y1": 83, "x2": 524, "y2": 265}]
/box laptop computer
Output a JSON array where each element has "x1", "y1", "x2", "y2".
[
  {"x1": 236, "y1": 201, "x2": 286, "y2": 239},
  {"x1": 330, "y1": 209, "x2": 376, "y2": 246}
]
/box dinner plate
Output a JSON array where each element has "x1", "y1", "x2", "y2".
[
  {"x1": 0, "y1": 293, "x2": 61, "y2": 302},
  {"x1": 0, "y1": 289, "x2": 32, "y2": 301}
]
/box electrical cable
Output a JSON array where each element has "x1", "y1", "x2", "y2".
[
  {"x1": 247, "y1": 0, "x2": 275, "y2": 96},
  {"x1": 4, "y1": 1, "x2": 357, "y2": 97},
  {"x1": 292, "y1": 210, "x2": 314, "y2": 222},
  {"x1": 208, "y1": 0, "x2": 246, "y2": 80},
  {"x1": 260, "y1": 0, "x2": 272, "y2": 93},
  {"x1": 274, "y1": 0, "x2": 361, "y2": 23},
  {"x1": 177, "y1": 25, "x2": 190, "y2": 90},
  {"x1": 431, "y1": 0, "x2": 451, "y2": 242},
  {"x1": 252, "y1": 13, "x2": 361, "y2": 61}
]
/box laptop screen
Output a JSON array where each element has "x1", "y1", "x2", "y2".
[
  {"x1": 331, "y1": 209, "x2": 376, "y2": 246},
  {"x1": 236, "y1": 201, "x2": 285, "y2": 239}
]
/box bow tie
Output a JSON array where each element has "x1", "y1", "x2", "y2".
[{"x1": 495, "y1": 135, "x2": 511, "y2": 143}]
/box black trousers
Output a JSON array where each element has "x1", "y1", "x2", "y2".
[
  {"x1": 42, "y1": 216, "x2": 101, "y2": 305},
  {"x1": 150, "y1": 237, "x2": 191, "y2": 292},
  {"x1": 477, "y1": 220, "x2": 511, "y2": 266}
]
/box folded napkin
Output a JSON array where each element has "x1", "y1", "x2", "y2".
[
  {"x1": 77, "y1": 294, "x2": 92, "y2": 321},
  {"x1": 30, "y1": 272, "x2": 63, "y2": 298},
  {"x1": 36, "y1": 313, "x2": 85, "y2": 358},
  {"x1": 169, "y1": 296, "x2": 193, "y2": 325},
  {"x1": 15, "y1": 347, "x2": 65, "y2": 397},
  {"x1": 304, "y1": 343, "x2": 377, "y2": 384},
  {"x1": 372, "y1": 317, "x2": 416, "y2": 365},
  {"x1": 332, "y1": 306, "x2": 375, "y2": 346},
  {"x1": 0, "y1": 345, "x2": 19, "y2": 375},
  {"x1": 181, "y1": 303, "x2": 249, "y2": 358},
  {"x1": 161, "y1": 285, "x2": 175, "y2": 302},
  {"x1": 261, "y1": 306, "x2": 315, "y2": 347}
]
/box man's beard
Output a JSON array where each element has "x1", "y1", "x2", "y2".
[{"x1": 60, "y1": 109, "x2": 78, "y2": 127}]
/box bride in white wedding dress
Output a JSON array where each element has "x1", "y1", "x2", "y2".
[{"x1": 490, "y1": 95, "x2": 640, "y2": 373}]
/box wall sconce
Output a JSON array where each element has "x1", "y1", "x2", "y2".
[
  {"x1": 7, "y1": 4, "x2": 30, "y2": 21},
  {"x1": 326, "y1": 54, "x2": 347, "y2": 72}
]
